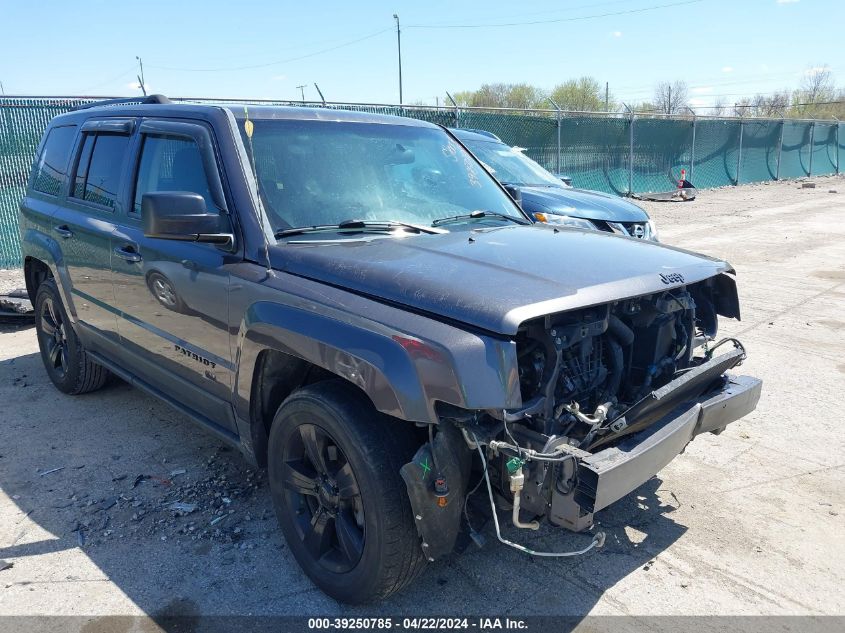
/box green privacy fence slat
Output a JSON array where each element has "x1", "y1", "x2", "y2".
[
  {"x1": 779, "y1": 121, "x2": 813, "y2": 179},
  {"x1": 631, "y1": 117, "x2": 693, "y2": 194},
  {"x1": 840, "y1": 123, "x2": 845, "y2": 176},
  {"x1": 738, "y1": 120, "x2": 781, "y2": 184},
  {"x1": 688, "y1": 119, "x2": 740, "y2": 188},
  {"x1": 1, "y1": 96, "x2": 841, "y2": 268},
  {"x1": 811, "y1": 123, "x2": 838, "y2": 176},
  {"x1": 559, "y1": 115, "x2": 630, "y2": 195}
]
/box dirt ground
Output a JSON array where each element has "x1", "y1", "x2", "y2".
[{"x1": 1, "y1": 176, "x2": 844, "y2": 622}]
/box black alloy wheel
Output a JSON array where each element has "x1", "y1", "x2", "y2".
[
  {"x1": 38, "y1": 294, "x2": 69, "y2": 379},
  {"x1": 282, "y1": 423, "x2": 365, "y2": 573}
]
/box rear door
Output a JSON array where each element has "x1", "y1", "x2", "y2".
[
  {"x1": 111, "y1": 119, "x2": 237, "y2": 433},
  {"x1": 51, "y1": 118, "x2": 134, "y2": 344}
]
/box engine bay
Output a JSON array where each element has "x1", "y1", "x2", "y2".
[{"x1": 515, "y1": 285, "x2": 702, "y2": 449}]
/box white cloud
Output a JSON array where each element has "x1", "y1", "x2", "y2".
[
  {"x1": 721, "y1": 66, "x2": 733, "y2": 73},
  {"x1": 272, "y1": 74, "x2": 287, "y2": 81},
  {"x1": 776, "y1": 0, "x2": 800, "y2": 4},
  {"x1": 612, "y1": 31, "x2": 622, "y2": 37},
  {"x1": 689, "y1": 97, "x2": 710, "y2": 107},
  {"x1": 126, "y1": 81, "x2": 151, "y2": 92},
  {"x1": 691, "y1": 86, "x2": 713, "y2": 94}
]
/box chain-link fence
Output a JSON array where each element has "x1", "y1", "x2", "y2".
[{"x1": 1, "y1": 95, "x2": 843, "y2": 268}]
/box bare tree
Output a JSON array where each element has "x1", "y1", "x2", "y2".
[
  {"x1": 798, "y1": 66, "x2": 835, "y2": 104},
  {"x1": 711, "y1": 98, "x2": 727, "y2": 117},
  {"x1": 653, "y1": 81, "x2": 689, "y2": 114},
  {"x1": 753, "y1": 91, "x2": 790, "y2": 118},
  {"x1": 790, "y1": 65, "x2": 837, "y2": 117}
]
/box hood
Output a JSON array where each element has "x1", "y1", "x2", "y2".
[
  {"x1": 271, "y1": 226, "x2": 731, "y2": 336},
  {"x1": 520, "y1": 186, "x2": 649, "y2": 223}
]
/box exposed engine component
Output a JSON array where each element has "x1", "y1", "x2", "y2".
[{"x1": 515, "y1": 287, "x2": 699, "y2": 447}]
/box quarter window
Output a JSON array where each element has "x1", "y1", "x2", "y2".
[
  {"x1": 71, "y1": 133, "x2": 130, "y2": 209},
  {"x1": 133, "y1": 135, "x2": 215, "y2": 214},
  {"x1": 32, "y1": 125, "x2": 77, "y2": 196}
]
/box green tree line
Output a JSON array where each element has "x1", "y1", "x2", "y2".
[{"x1": 447, "y1": 67, "x2": 845, "y2": 119}]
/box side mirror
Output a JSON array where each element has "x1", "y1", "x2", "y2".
[
  {"x1": 142, "y1": 192, "x2": 231, "y2": 244},
  {"x1": 502, "y1": 183, "x2": 523, "y2": 208}
]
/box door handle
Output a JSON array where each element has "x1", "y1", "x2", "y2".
[
  {"x1": 53, "y1": 225, "x2": 74, "y2": 239},
  {"x1": 113, "y1": 245, "x2": 142, "y2": 263}
]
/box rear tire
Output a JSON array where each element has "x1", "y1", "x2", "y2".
[
  {"x1": 34, "y1": 279, "x2": 109, "y2": 395},
  {"x1": 267, "y1": 380, "x2": 426, "y2": 603}
]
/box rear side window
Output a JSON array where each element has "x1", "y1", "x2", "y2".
[
  {"x1": 31, "y1": 125, "x2": 77, "y2": 195},
  {"x1": 133, "y1": 135, "x2": 215, "y2": 214},
  {"x1": 71, "y1": 133, "x2": 130, "y2": 209}
]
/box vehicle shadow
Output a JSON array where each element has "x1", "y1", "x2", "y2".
[{"x1": 0, "y1": 340, "x2": 686, "y2": 623}]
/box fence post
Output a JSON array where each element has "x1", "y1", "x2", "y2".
[
  {"x1": 546, "y1": 97, "x2": 562, "y2": 175},
  {"x1": 445, "y1": 91, "x2": 459, "y2": 128},
  {"x1": 556, "y1": 107, "x2": 561, "y2": 176},
  {"x1": 807, "y1": 121, "x2": 815, "y2": 176},
  {"x1": 776, "y1": 120, "x2": 784, "y2": 180},
  {"x1": 686, "y1": 106, "x2": 696, "y2": 182},
  {"x1": 736, "y1": 117, "x2": 744, "y2": 185},
  {"x1": 624, "y1": 104, "x2": 635, "y2": 195}
]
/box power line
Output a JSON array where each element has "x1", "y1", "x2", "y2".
[
  {"x1": 409, "y1": 0, "x2": 638, "y2": 27},
  {"x1": 406, "y1": 0, "x2": 704, "y2": 29},
  {"x1": 147, "y1": 28, "x2": 392, "y2": 73},
  {"x1": 79, "y1": 64, "x2": 137, "y2": 93}
]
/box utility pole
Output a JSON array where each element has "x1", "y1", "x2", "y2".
[
  {"x1": 135, "y1": 56, "x2": 147, "y2": 96},
  {"x1": 605, "y1": 81, "x2": 609, "y2": 112},
  {"x1": 667, "y1": 84, "x2": 671, "y2": 114},
  {"x1": 314, "y1": 83, "x2": 326, "y2": 105},
  {"x1": 296, "y1": 84, "x2": 307, "y2": 102},
  {"x1": 0, "y1": 80, "x2": 5, "y2": 96},
  {"x1": 393, "y1": 13, "x2": 403, "y2": 104}
]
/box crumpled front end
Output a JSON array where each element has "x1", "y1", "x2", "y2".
[
  {"x1": 403, "y1": 272, "x2": 761, "y2": 558},
  {"x1": 489, "y1": 272, "x2": 760, "y2": 532}
]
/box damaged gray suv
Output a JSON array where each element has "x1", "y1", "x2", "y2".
[{"x1": 19, "y1": 96, "x2": 761, "y2": 603}]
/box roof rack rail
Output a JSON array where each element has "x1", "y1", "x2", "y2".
[{"x1": 71, "y1": 94, "x2": 171, "y2": 111}]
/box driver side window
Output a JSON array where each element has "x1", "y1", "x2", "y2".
[{"x1": 133, "y1": 134, "x2": 215, "y2": 215}]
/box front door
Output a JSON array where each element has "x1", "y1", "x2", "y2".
[{"x1": 111, "y1": 119, "x2": 237, "y2": 433}]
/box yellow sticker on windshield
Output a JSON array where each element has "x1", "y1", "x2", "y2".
[{"x1": 244, "y1": 119, "x2": 254, "y2": 138}]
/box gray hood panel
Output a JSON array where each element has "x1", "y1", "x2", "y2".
[{"x1": 272, "y1": 225, "x2": 731, "y2": 335}]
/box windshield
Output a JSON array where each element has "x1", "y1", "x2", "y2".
[
  {"x1": 237, "y1": 119, "x2": 525, "y2": 232},
  {"x1": 462, "y1": 139, "x2": 564, "y2": 188}
]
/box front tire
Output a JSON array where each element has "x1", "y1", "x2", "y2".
[
  {"x1": 268, "y1": 380, "x2": 426, "y2": 603},
  {"x1": 34, "y1": 279, "x2": 109, "y2": 395}
]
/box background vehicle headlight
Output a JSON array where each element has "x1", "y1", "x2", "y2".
[{"x1": 536, "y1": 213, "x2": 597, "y2": 231}]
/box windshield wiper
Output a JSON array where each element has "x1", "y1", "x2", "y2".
[
  {"x1": 431, "y1": 210, "x2": 530, "y2": 227},
  {"x1": 275, "y1": 219, "x2": 446, "y2": 239}
]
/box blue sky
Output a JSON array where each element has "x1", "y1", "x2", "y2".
[{"x1": 1, "y1": 0, "x2": 841, "y2": 110}]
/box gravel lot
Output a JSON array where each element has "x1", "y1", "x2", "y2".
[{"x1": 1, "y1": 177, "x2": 844, "y2": 622}]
